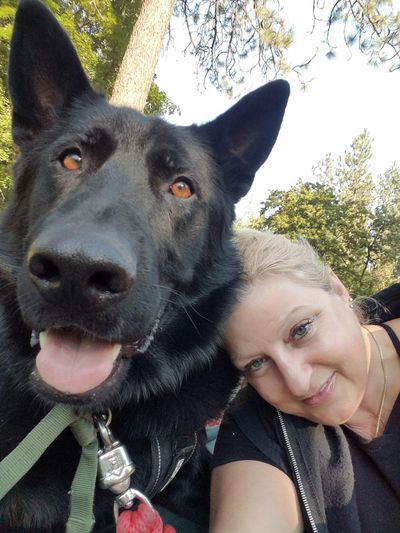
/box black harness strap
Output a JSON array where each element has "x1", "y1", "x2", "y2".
[{"x1": 144, "y1": 432, "x2": 198, "y2": 498}]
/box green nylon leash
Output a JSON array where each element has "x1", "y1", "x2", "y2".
[
  {"x1": 0, "y1": 404, "x2": 99, "y2": 533},
  {"x1": 67, "y1": 414, "x2": 99, "y2": 533}
]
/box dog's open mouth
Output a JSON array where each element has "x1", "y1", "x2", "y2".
[
  {"x1": 31, "y1": 321, "x2": 159, "y2": 398},
  {"x1": 35, "y1": 328, "x2": 122, "y2": 395}
]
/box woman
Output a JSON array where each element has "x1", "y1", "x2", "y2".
[{"x1": 210, "y1": 229, "x2": 400, "y2": 533}]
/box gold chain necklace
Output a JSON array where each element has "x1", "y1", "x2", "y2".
[{"x1": 365, "y1": 327, "x2": 388, "y2": 438}]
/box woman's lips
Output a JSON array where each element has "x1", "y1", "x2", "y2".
[{"x1": 303, "y1": 372, "x2": 336, "y2": 406}]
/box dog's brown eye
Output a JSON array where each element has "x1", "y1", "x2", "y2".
[
  {"x1": 60, "y1": 149, "x2": 82, "y2": 170},
  {"x1": 169, "y1": 178, "x2": 193, "y2": 199}
]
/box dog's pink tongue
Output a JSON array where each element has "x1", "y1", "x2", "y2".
[{"x1": 35, "y1": 329, "x2": 120, "y2": 394}]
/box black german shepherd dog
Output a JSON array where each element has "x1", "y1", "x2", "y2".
[{"x1": 0, "y1": 1, "x2": 289, "y2": 530}]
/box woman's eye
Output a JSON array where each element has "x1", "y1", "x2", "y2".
[
  {"x1": 60, "y1": 149, "x2": 82, "y2": 171},
  {"x1": 244, "y1": 357, "x2": 269, "y2": 374},
  {"x1": 291, "y1": 320, "x2": 313, "y2": 341}
]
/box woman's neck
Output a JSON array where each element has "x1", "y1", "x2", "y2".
[{"x1": 344, "y1": 321, "x2": 400, "y2": 440}]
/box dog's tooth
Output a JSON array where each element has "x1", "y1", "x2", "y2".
[
  {"x1": 111, "y1": 344, "x2": 122, "y2": 361},
  {"x1": 39, "y1": 331, "x2": 48, "y2": 349},
  {"x1": 30, "y1": 331, "x2": 39, "y2": 348}
]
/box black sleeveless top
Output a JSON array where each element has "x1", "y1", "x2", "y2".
[{"x1": 343, "y1": 323, "x2": 400, "y2": 532}]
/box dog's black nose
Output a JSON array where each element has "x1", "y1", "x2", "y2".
[{"x1": 27, "y1": 231, "x2": 136, "y2": 307}]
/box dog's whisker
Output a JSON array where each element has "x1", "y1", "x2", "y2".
[{"x1": 153, "y1": 284, "x2": 213, "y2": 323}]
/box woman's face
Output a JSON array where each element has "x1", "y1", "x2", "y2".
[{"x1": 225, "y1": 275, "x2": 371, "y2": 425}]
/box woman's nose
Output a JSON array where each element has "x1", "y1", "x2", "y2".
[{"x1": 278, "y1": 357, "x2": 312, "y2": 398}]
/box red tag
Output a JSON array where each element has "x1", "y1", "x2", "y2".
[{"x1": 116, "y1": 503, "x2": 176, "y2": 533}]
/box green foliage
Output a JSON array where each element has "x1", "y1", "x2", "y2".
[
  {"x1": 145, "y1": 80, "x2": 179, "y2": 116},
  {"x1": 0, "y1": 83, "x2": 14, "y2": 204},
  {"x1": 245, "y1": 130, "x2": 400, "y2": 296},
  {"x1": 260, "y1": 182, "x2": 347, "y2": 267},
  {"x1": 0, "y1": 2, "x2": 16, "y2": 203}
]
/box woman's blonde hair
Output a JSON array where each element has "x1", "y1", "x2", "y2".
[{"x1": 233, "y1": 229, "x2": 334, "y2": 293}]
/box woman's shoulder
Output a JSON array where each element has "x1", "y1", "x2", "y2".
[{"x1": 213, "y1": 386, "x2": 292, "y2": 477}]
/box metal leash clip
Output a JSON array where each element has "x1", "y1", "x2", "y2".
[
  {"x1": 113, "y1": 488, "x2": 155, "y2": 524},
  {"x1": 94, "y1": 412, "x2": 155, "y2": 525},
  {"x1": 94, "y1": 412, "x2": 135, "y2": 494}
]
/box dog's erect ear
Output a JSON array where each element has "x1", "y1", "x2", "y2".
[
  {"x1": 8, "y1": 0, "x2": 96, "y2": 144},
  {"x1": 198, "y1": 80, "x2": 290, "y2": 203}
]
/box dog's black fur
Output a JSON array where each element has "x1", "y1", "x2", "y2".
[{"x1": 0, "y1": 1, "x2": 289, "y2": 530}]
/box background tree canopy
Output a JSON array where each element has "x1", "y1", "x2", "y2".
[
  {"x1": 2, "y1": 1, "x2": 400, "y2": 197},
  {"x1": 242, "y1": 130, "x2": 400, "y2": 295},
  {"x1": 175, "y1": 0, "x2": 400, "y2": 91},
  {"x1": 1, "y1": 0, "x2": 399, "y2": 295}
]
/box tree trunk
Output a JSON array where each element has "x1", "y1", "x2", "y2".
[{"x1": 110, "y1": 0, "x2": 176, "y2": 110}]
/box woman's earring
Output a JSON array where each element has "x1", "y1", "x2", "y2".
[{"x1": 349, "y1": 297, "x2": 354, "y2": 309}]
